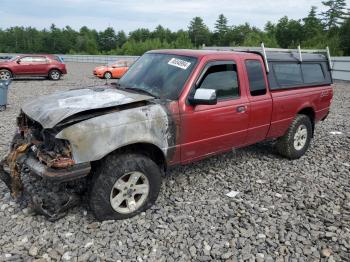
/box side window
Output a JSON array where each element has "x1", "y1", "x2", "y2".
[
  {"x1": 197, "y1": 63, "x2": 239, "y2": 100},
  {"x1": 20, "y1": 57, "x2": 33, "y2": 63},
  {"x1": 32, "y1": 57, "x2": 47, "y2": 63},
  {"x1": 245, "y1": 60, "x2": 267, "y2": 96},
  {"x1": 273, "y1": 63, "x2": 303, "y2": 87},
  {"x1": 301, "y1": 64, "x2": 325, "y2": 84}
]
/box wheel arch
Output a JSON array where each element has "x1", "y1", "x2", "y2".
[
  {"x1": 104, "y1": 71, "x2": 113, "y2": 78},
  {"x1": 48, "y1": 68, "x2": 62, "y2": 74},
  {"x1": 0, "y1": 68, "x2": 14, "y2": 76},
  {"x1": 297, "y1": 107, "x2": 315, "y2": 136},
  {"x1": 93, "y1": 142, "x2": 167, "y2": 171}
]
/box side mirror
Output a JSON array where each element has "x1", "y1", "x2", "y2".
[
  {"x1": 16, "y1": 60, "x2": 21, "y2": 64},
  {"x1": 189, "y1": 89, "x2": 217, "y2": 105}
]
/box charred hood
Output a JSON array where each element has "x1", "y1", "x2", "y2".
[{"x1": 21, "y1": 87, "x2": 154, "y2": 129}]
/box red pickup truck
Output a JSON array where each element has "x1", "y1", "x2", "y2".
[{"x1": 0, "y1": 48, "x2": 333, "y2": 221}]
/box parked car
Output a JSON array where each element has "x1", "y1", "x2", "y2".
[
  {"x1": 93, "y1": 60, "x2": 132, "y2": 79},
  {"x1": 0, "y1": 48, "x2": 333, "y2": 221},
  {"x1": 0, "y1": 55, "x2": 13, "y2": 61},
  {"x1": 0, "y1": 54, "x2": 67, "y2": 80}
]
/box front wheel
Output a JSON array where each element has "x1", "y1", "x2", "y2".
[
  {"x1": 103, "y1": 72, "x2": 112, "y2": 79},
  {"x1": 88, "y1": 153, "x2": 162, "y2": 221},
  {"x1": 0, "y1": 69, "x2": 12, "y2": 80},
  {"x1": 48, "y1": 69, "x2": 61, "y2": 80},
  {"x1": 276, "y1": 114, "x2": 313, "y2": 159}
]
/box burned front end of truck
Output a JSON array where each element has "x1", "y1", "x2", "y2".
[
  {"x1": 0, "y1": 111, "x2": 91, "y2": 220},
  {"x1": 0, "y1": 84, "x2": 173, "y2": 220}
]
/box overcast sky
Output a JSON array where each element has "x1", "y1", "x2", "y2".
[{"x1": 0, "y1": 0, "x2": 349, "y2": 32}]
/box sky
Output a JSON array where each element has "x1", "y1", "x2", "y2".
[{"x1": 0, "y1": 0, "x2": 349, "y2": 32}]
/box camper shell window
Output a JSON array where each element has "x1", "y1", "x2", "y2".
[{"x1": 266, "y1": 52, "x2": 332, "y2": 90}]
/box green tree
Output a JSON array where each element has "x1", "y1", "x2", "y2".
[
  {"x1": 173, "y1": 30, "x2": 193, "y2": 49},
  {"x1": 321, "y1": 0, "x2": 347, "y2": 30},
  {"x1": 276, "y1": 16, "x2": 304, "y2": 48},
  {"x1": 214, "y1": 14, "x2": 228, "y2": 45},
  {"x1": 98, "y1": 27, "x2": 117, "y2": 52},
  {"x1": 129, "y1": 28, "x2": 151, "y2": 42},
  {"x1": 188, "y1": 17, "x2": 210, "y2": 47},
  {"x1": 340, "y1": 17, "x2": 350, "y2": 54},
  {"x1": 116, "y1": 30, "x2": 127, "y2": 48},
  {"x1": 303, "y1": 6, "x2": 324, "y2": 38}
]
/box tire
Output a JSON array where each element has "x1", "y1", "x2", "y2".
[
  {"x1": 88, "y1": 153, "x2": 162, "y2": 221},
  {"x1": 0, "y1": 69, "x2": 12, "y2": 80},
  {"x1": 276, "y1": 114, "x2": 313, "y2": 160},
  {"x1": 48, "y1": 69, "x2": 61, "y2": 80},
  {"x1": 104, "y1": 72, "x2": 112, "y2": 79}
]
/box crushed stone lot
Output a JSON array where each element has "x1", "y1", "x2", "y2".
[{"x1": 0, "y1": 62, "x2": 349, "y2": 261}]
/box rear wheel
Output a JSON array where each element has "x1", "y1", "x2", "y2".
[
  {"x1": 104, "y1": 72, "x2": 112, "y2": 79},
  {"x1": 276, "y1": 114, "x2": 313, "y2": 159},
  {"x1": 0, "y1": 69, "x2": 12, "y2": 80},
  {"x1": 88, "y1": 153, "x2": 162, "y2": 221},
  {"x1": 48, "y1": 69, "x2": 61, "y2": 80}
]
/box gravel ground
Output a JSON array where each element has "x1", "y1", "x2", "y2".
[{"x1": 0, "y1": 62, "x2": 349, "y2": 262}]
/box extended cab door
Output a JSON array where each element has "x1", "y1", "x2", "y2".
[
  {"x1": 243, "y1": 59, "x2": 273, "y2": 145},
  {"x1": 180, "y1": 60, "x2": 249, "y2": 163}
]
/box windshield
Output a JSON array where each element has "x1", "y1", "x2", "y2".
[{"x1": 119, "y1": 53, "x2": 197, "y2": 100}]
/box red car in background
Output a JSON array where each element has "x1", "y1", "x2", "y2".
[
  {"x1": 0, "y1": 55, "x2": 67, "y2": 80},
  {"x1": 93, "y1": 60, "x2": 132, "y2": 79}
]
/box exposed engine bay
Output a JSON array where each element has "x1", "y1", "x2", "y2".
[{"x1": 0, "y1": 112, "x2": 90, "y2": 221}]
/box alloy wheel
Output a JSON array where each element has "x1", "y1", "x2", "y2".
[{"x1": 110, "y1": 171, "x2": 150, "y2": 214}]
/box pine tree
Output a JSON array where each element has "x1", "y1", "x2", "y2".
[
  {"x1": 303, "y1": 6, "x2": 324, "y2": 38},
  {"x1": 214, "y1": 14, "x2": 228, "y2": 46},
  {"x1": 321, "y1": 0, "x2": 347, "y2": 30},
  {"x1": 188, "y1": 17, "x2": 210, "y2": 47}
]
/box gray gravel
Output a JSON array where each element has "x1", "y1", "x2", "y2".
[{"x1": 0, "y1": 63, "x2": 349, "y2": 261}]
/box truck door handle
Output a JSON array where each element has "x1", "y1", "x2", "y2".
[{"x1": 236, "y1": 106, "x2": 246, "y2": 113}]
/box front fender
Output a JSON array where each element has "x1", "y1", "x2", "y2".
[{"x1": 56, "y1": 104, "x2": 171, "y2": 164}]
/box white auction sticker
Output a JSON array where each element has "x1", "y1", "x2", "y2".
[{"x1": 168, "y1": 58, "x2": 191, "y2": 70}]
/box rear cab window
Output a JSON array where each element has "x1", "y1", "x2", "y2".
[{"x1": 245, "y1": 60, "x2": 267, "y2": 96}]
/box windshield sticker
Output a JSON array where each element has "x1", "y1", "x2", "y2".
[{"x1": 168, "y1": 58, "x2": 191, "y2": 70}]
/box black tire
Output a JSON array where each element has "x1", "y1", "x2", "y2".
[
  {"x1": 103, "y1": 72, "x2": 112, "y2": 79},
  {"x1": 276, "y1": 114, "x2": 313, "y2": 160},
  {"x1": 0, "y1": 69, "x2": 12, "y2": 80},
  {"x1": 88, "y1": 153, "x2": 162, "y2": 221},
  {"x1": 48, "y1": 69, "x2": 61, "y2": 80}
]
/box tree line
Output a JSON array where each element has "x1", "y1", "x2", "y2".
[{"x1": 0, "y1": 0, "x2": 349, "y2": 56}]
